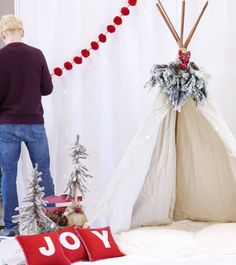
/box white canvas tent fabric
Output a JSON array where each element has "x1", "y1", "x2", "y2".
[{"x1": 87, "y1": 91, "x2": 236, "y2": 233}]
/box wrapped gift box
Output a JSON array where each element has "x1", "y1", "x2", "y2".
[{"x1": 44, "y1": 194, "x2": 82, "y2": 213}]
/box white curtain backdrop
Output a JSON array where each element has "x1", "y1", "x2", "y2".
[{"x1": 14, "y1": 0, "x2": 236, "y2": 214}]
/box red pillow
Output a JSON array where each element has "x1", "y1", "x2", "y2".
[
  {"x1": 16, "y1": 232, "x2": 70, "y2": 265},
  {"x1": 57, "y1": 226, "x2": 88, "y2": 262},
  {"x1": 75, "y1": 226, "x2": 125, "y2": 261}
]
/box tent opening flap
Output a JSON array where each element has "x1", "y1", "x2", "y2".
[{"x1": 174, "y1": 100, "x2": 236, "y2": 222}]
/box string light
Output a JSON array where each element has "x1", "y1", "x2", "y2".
[
  {"x1": 102, "y1": 204, "x2": 108, "y2": 210},
  {"x1": 130, "y1": 159, "x2": 136, "y2": 164},
  {"x1": 116, "y1": 182, "x2": 124, "y2": 188},
  {"x1": 64, "y1": 131, "x2": 69, "y2": 137},
  {"x1": 230, "y1": 153, "x2": 236, "y2": 158},
  {"x1": 62, "y1": 174, "x2": 68, "y2": 179}
]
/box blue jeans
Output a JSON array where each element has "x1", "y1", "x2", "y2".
[{"x1": 0, "y1": 125, "x2": 54, "y2": 229}]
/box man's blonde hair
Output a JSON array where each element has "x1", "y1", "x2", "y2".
[{"x1": 0, "y1": 15, "x2": 23, "y2": 33}]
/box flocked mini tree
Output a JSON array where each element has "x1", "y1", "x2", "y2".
[
  {"x1": 63, "y1": 135, "x2": 92, "y2": 227},
  {"x1": 64, "y1": 135, "x2": 92, "y2": 200},
  {"x1": 12, "y1": 164, "x2": 58, "y2": 235}
]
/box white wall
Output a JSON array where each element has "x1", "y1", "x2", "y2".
[
  {"x1": 13, "y1": 0, "x2": 236, "y2": 214},
  {"x1": 0, "y1": 0, "x2": 14, "y2": 47}
]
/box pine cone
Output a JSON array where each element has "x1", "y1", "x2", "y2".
[{"x1": 59, "y1": 216, "x2": 68, "y2": 227}]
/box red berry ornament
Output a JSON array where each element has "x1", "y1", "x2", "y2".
[
  {"x1": 73, "y1": 56, "x2": 83, "y2": 64},
  {"x1": 98, "y1": 33, "x2": 107, "y2": 43},
  {"x1": 180, "y1": 63, "x2": 187, "y2": 70},
  {"x1": 81, "y1": 49, "x2": 90, "y2": 58},
  {"x1": 178, "y1": 49, "x2": 191, "y2": 70},
  {"x1": 114, "y1": 16, "x2": 122, "y2": 25},
  {"x1": 54, "y1": 67, "x2": 63, "y2": 76},
  {"x1": 121, "y1": 7, "x2": 130, "y2": 16},
  {"x1": 107, "y1": 25, "x2": 116, "y2": 33}
]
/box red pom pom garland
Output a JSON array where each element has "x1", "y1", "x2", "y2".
[
  {"x1": 73, "y1": 56, "x2": 83, "y2": 64},
  {"x1": 64, "y1": 61, "x2": 73, "y2": 70},
  {"x1": 98, "y1": 33, "x2": 107, "y2": 43},
  {"x1": 121, "y1": 7, "x2": 130, "y2": 16},
  {"x1": 54, "y1": 67, "x2": 63, "y2": 76},
  {"x1": 128, "y1": 0, "x2": 137, "y2": 6},
  {"x1": 107, "y1": 25, "x2": 116, "y2": 33},
  {"x1": 91, "y1": 41, "x2": 99, "y2": 50},
  {"x1": 52, "y1": 0, "x2": 138, "y2": 77},
  {"x1": 114, "y1": 16, "x2": 123, "y2": 25},
  {"x1": 81, "y1": 49, "x2": 90, "y2": 58}
]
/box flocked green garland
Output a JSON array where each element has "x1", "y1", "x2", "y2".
[{"x1": 146, "y1": 50, "x2": 208, "y2": 111}]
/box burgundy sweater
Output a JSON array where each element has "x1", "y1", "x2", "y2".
[{"x1": 0, "y1": 42, "x2": 53, "y2": 124}]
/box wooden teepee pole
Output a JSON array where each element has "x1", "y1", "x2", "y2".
[
  {"x1": 156, "y1": 1, "x2": 181, "y2": 46},
  {"x1": 184, "y1": 1, "x2": 208, "y2": 48},
  {"x1": 180, "y1": 0, "x2": 186, "y2": 47},
  {"x1": 175, "y1": 112, "x2": 179, "y2": 143}
]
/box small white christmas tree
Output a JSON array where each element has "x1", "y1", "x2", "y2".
[
  {"x1": 64, "y1": 135, "x2": 92, "y2": 227},
  {"x1": 12, "y1": 164, "x2": 58, "y2": 235},
  {"x1": 65, "y1": 135, "x2": 92, "y2": 200}
]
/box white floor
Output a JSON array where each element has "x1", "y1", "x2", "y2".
[{"x1": 0, "y1": 201, "x2": 3, "y2": 227}]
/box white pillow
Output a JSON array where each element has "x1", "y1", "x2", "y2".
[
  {"x1": 195, "y1": 223, "x2": 236, "y2": 254},
  {"x1": 115, "y1": 226, "x2": 196, "y2": 257},
  {"x1": 115, "y1": 222, "x2": 236, "y2": 257}
]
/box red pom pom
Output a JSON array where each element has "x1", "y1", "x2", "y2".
[
  {"x1": 98, "y1": 33, "x2": 107, "y2": 43},
  {"x1": 64, "y1": 61, "x2": 73, "y2": 70},
  {"x1": 81, "y1": 49, "x2": 90, "y2": 58},
  {"x1": 107, "y1": 25, "x2": 116, "y2": 33},
  {"x1": 91, "y1": 41, "x2": 99, "y2": 50},
  {"x1": 54, "y1": 67, "x2": 63, "y2": 76},
  {"x1": 128, "y1": 0, "x2": 137, "y2": 6},
  {"x1": 121, "y1": 7, "x2": 130, "y2": 16},
  {"x1": 114, "y1": 16, "x2": 122, "y2": 25},
  {"x1": 73, "y1": 56, "x2": 83, "y2": 64}
]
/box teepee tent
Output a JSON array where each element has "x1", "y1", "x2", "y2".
[{"x1": 87, "y1": 0, "x2": 236, "y2": 233}]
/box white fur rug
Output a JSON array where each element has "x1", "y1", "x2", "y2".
[{"x1": 1, "y1": 221, "x2": 236, "y2": 265}]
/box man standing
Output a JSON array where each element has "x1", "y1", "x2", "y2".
[{"x1": 0, "y1": 15, "x2": 54, "y2": 236}]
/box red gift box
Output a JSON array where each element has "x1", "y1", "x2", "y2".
[{"x1": 44, "y1": 194, "x2": 82, "y2": 213}]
